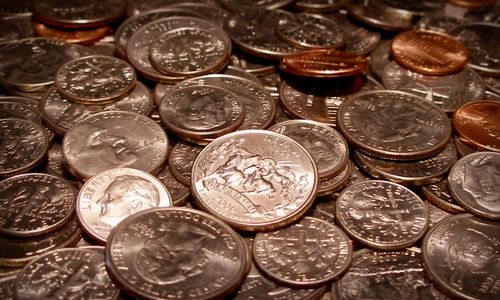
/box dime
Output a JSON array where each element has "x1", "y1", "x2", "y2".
[
  {"x1": 337, "y1": 90, "x2": 452, "y2": 160},
  {"x1": 0, "y1": 275, "x2": 16, "y2": 299},
  {"x1": 0, "y1": 173, "x2": 76, "y2": 238},
  {"x1": 106, "y1": 207, "x2": 251, "y2": 300},
  {"x1": 448, "y1": 151, "x2": 500, "y2": 220},
  {"x1": 14, "y1": 248, "x2": 119, "y2": 299},
  {"x1": 55, "y1": 55, "x2": 136, "y2": 105},
  {"x1": 77, "y1": 167, "x2": 172, "y2": 243},
  {"x1": 168, "y1": 141, "x2": 204, "y2": 186},
  {"x1": 32, "y1": 0, "x2": 126, "y2": 28},
  {"x1": 279, "y1": 49, "x2": 367, "y2": 78},
  {"x1": 332, "y1": 248, "x2": 449, "y2": 300},
  {"x1": 368, "y1": 39, "x2": 391, "y2": 82},
  {"x1": 316, "y1": 159, "x2": 352, "y2": 196},
  {"x1": 421, "y1": 179, "x2": 466, "y2": 214},
  {"x1": 45, "y1": 142, "x2": 76, "y2": 180},
  {"x1": 391, "y1": 30, "x2": 469, "y2": 76},
  {"x1": 33, "y1": 21, "x2": 110, "y2": 45},
  {"x1": 191, "y1": 130, "x2": 318, "y2": 231},
  {"x1": 0, "y1": 100, "x2": 41, "y2": 124},
  {"x1": 376, "y1": 0, "x2": 446, "y2": 16},
  {"x1": 155, "y1": 164, "x2": 191, "y2": 206},
  {"x1": 0, "y1": 119, "x2": 48, "y2": 178},
  {"x1": 424, "y1": 201, "x2": 453, "y2": 229},
  {"x1": 415, "y1": 14, "x2": 465, "y2": 33},
  {"x1": 422, "y1": 214, "x2": 500, "y2": 300},
  {"x1": 347, "y1": 1, "x2": 414, "y2": 32},
  {"x1": 0, "y1": 16, "x2": 33, "y2": 43},
  {"x1": 335, "y1": 180, "x2": 428, "y2": 250},
  {"x1": 253, "y1": 217, "x2": 352, "y2": 288},
  {"x1": 452, "y1": 100, "x2": 500, "y2": 152},
  {"x1": 63, "y1": 111, "x2": 169, "y2": 181}
]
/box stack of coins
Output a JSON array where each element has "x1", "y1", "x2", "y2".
[{"x1": 0, "y1": 1, "x2": 499, "y2": 299}]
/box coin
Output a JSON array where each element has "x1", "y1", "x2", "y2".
[
  {"x1": 105, "y1": 207, "x2": 251, "y2": 300},
  {"x1": 336, "y1": 90, "x2": 452, "y2": 160},
  {"x1": 452, "y1": 100, "x2": 500, "y2": 152},
  {"x1": 415, "y1": 14, "x2": 465, "y2": 33},
  {"x1": 63, "y1": 111, "x2": 169, "y2": 181},
  {"x1": 422, "y1": 214, "x2": 500, "y2": 300},
  {"x1": 33, "y1": 21, "x2": 110, "y2": 45},
  {"x1": 77, "y1": 167, "x2": 172, "y2": 243},
  {"x1": 229, "y1": 50, "x2": 277, "y2": 75},
  {"x1": 347, "y1": 1, "x2": 414, "y2": 32},
  {"x1": 0, "y1": 100, "x2": 41, "y2": 124},
  {"x1": 253, "y1": 217, "x2": 352, "y2": 288},
  {"x1": 219, "y1": 0, "x2": 295, "y2": 11},
  {"x1": 368, "y1": 39, "x2": 391, "y2": 82},
  {"x1": 483, "y1": 75, "x2": 500, "y2": 95},
  {"x1": 169, "y1": 3, "x2": 231, "y2": 28},
  {"x1": 376, "y1": 0, "x2": 446, "y2": 16},
  {"x1": 14, "y1": 248, "x2": 119, "y2": 299},
  {"x1": 126, "y1": 0, "x2": 219, "y2": 17},
  {"x1": 335, "y1": 180, "x2": 428, "y2": 250},
  {"x1": 316, "y1": 160, "x2": 351, "y2": 196},
  {"x1": 454, "y1": 135, "x2": 478, "y2": 157},
  {"x1": 294, "y1": 0, "x2": 347, "y2": 12},
  {"x1": 448, "y1": 0, "x2": 498, "y2": 8},
  {"x1": 279, "y1": 49, "x2": 368, "y2": 78},
  {"x1": 421, "y1": 179, "x2": 466, "y2": 214},
  {"x1": 425, "y1": 201, "x2": 453, "y2": 229},
  {"x1": 448, "y1": 151, "x2": 500, "y2": 220},
  {"x1": 0, "y1": 275, "x2": 16, "y2": 299},
  {"x1": 155, "y1": 164, "x2": 191, "y2": 206},
  {"x1": 0, "y1": 0, "x2": 32, "y2": 17},
  {"x1": 0, "y1": 16, "x2": 33, "y2": 43},
  {"x1": 168, "y1": 141, "x2": 204, "y2": 186},
  {"x1": 464, "y1": 4, "x2": 500, "y2": 23}
]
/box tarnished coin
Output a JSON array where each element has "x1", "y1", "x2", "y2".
[
  {"x1": 391, "y1": 30, "x2": 469, "y2": 76},
  {"x1": 464, "y1": 4, "x2": 500, "y2": 23},
  {"x1": 106, "y1": 207, "x2": 251, "y2": 300},
  {"x1": 269, "y1": 120, "x2": 349, "y2": 179},
  {"x1": 32, "y1": 0, "x2": 126, "y2": 28},
  {"x1": 253, "y1": 217, "x2": 352, "y2": 288},
  {"x1": 159, "y1": 85, "x2": 244, "y2": 143},
  {"x1": 40, "y1": 83, "x2": 153, "y2": 135},
  {"x1": 421, "y1": 179, "x2": 466, "y2": 214},
  {"x1": 14, "y1": 248, "x2": 119, "y2": 300},
  {"x1": 0, "y1": 0, "x2": 32, "y2": 17},
  {"x1": 0, "y1": 100, "x2": 41, "y2": 124},
  {"x1": 295, "y1": 0, "x2": 347, "y2": 12},
  {"x1": 279, "y1": 49, "x2": 368, "y2": 78},
  {"x1": 415, "y1": 14, "x2": 465, "y2": 33},
  {"x1": 33, "y1": 21, "x2": 110, "y2": 45},
  {"x1": 55, "y1": 55, "x2": 136, "y2": 105},
  {"x1": 168, "y1": 141, "x2": 204, "y2": 186},
  {"x1": 0, "y1": 119, "x2": 48, "y2": 178},
  {"x1": 337, "y1": 90, "x2": 452, "y2": 160},
  {"x1": 219, "y1": 0, "x2": 295, "y2": 11},
  {"x1": 347, "y1": 1, "x2": 414, "y2": 32},
  {"x1": 0, "y1": 16, "x2": 33, "y2": 43},
  {"x1": 0, "y1": 38, "x2": 81, "y2": 92},
  {"x1": 155, "y1": 164, "x2": 190, "y2": 206},
  {"x1": 0, "y1": 173, "x2": 76, "y2": 238},
  {"x1": 0, "y1": 275, "x2": 16, "y2": 299},
  {"x1": 376, "y1": 0, "x2": 446, "y2": 16},
  {"x1": 126, "y1": 0, "x2": 219, "y2": 17},
  {"x1": 149, "y1": 26, "x2": 232, "y2": 77},
  {"x1": 452, "y1": 100, "x2": 500, "y2": 152},
  {"x1": 77, "y1": 167, "x2": 172, "y2": 244},
  {"x1": 483, "y1": 75, "x2": 500, "y2": 95},
  {"x1": 448, "y1": 151, "x2": 500, "y2": 220},
  {"x1": 335, "y1": 180, "x2": 428, "y2": 250},
  {"x1": 63, "y1": 111, "x2": 169, "y2": 181},
  {"x1": 332, "y1": 248, "x2": 449, "y2": 300},
  {"x1": 422, "y1": 214, "x2": 500, "y2": 300},
  {"x1": 448, "y1": 0, "x2": 498, "y2": 8}
]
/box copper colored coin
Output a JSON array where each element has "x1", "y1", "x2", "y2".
[
  {"x1": 452, "y1": 100, "x2": 500, "y2": 152},
  {"x1": 33, "y1": 21, "x2": 109, "y2": 45},
  {"x1": 279, "y1": 49, "x2": 367, "y2": 78},
  {"x1": 391, "y1": 30, "x2": 469, "y2": 76}
]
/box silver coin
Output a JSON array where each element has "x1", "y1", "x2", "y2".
[
  {"x1": 347, "y1": 0, "x2": 414, "y2": 32},
  {"x1": 168, "y1": 141, "x2": 204, "y2": 186},
  {"x1": 464, "y1": 4, "x2": 500, "y2": 24},
  {"x1": 448, "y1": 151, "x2": 500, "y2": 220},
  {"x1": 415, "y1": 14, "x2": 465, "y2": 33},
  {"x1": 482, "y1": 74, "x2": 500, "y2": 94},
  {"x1": 0, "y1": 0, "x2": 32, "y2": 17},
  {"x1": 229, "y1": 51, "x2": 277, "y2": 76},
  {"x1": 295, "y1": 0, "x2": 348, "y2": 12},
  {"x1": 0, "y1": 16, "x2": 33, "y2": 43},
  {"x1": 219, "y1": 0, "x2": 295, "y2": 11},
  {"x1": 169, "y1": 2, "x2": 231, "y2": 28},
  {"x1": 424, "y1": 201, "x2": 453, "y2": 229},
  {"x1": 454, "y1": 136, "x2": 478, "y2": 158},
  {"x1": 421, "y1": 179, "x2": 466, "y2": 214},
  {"x1": 335, "y1": 180, "x2": 428, "y2": 250},
  {"x1": 126, "y1": 0, "x2": 219, "y2": 17},
  {"x1": 155, "y1": 164, "x2": 191, "y2": 206},
  {"x1": 316, "y1": 159, "x2": 351, "y2": 196},
  {"x1": 0, "y1": 100, "x2": 41, "y2": 124},
  {"x1": 369, "y1": 40, "x2": 392, "y2": 82},
  {"x1": 0, "y1": 275, "x2": 16, "y2": 299},
  {"x1": 376, "y1": 0, "x2": 446, "y2": 16}
]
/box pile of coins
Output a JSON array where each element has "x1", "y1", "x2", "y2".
[{"x1": 0, "y1": 0, "x2": 499, "y2": 299}]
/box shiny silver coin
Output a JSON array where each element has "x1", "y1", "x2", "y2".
[
  {"x1": 415, "y1": 14, "x2": 465, "y2": 33},
  {"x1": 369, "y1": 39, "x2": 392, "y2": 82},
  {"x1": 126, "y1": 0, "x2": 219, "y2": 17},
  {"x1": 424, "y1": 201, "x2": 453, "y2": 229},
  {"x1": 347, "y1": 0, "x2": 414, "y2": 32},
  {"x1": 421, "y1": 179, "x2": 466, "y2": 214},
  {"x1": 219, "y1": 0, "x2": 295, "y2": 12},
  {"x1": 168, "y1": 141, "x2": 204, "y2": 186},
  {"x1": 155, "y1": 164, "x2": 191, "y2": 206},
  {"x1": 169, "y1": 3, "x2": 231, "y2": 28}
]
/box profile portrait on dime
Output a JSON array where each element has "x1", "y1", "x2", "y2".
[
  {"x1": 462, "y1": 158, "x2": 500, "y2": 211},
  {"x1": 176, "y1": 91, "x2": 228, "y2": 130}
]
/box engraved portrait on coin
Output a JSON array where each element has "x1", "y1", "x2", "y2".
[{"x1": 176, "y1": 91, "x2": 228, "y2": 130}]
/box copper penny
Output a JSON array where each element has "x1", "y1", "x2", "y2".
[
  {"x1": 33, "y1": 21, "x2": 109, "y2": 45},
  {"x1": 391, "y1": 30, "x2": 469, "y2": 75},
  {"x1": 452, "y1": 100, "x2": 500, "y2": 152},
  {"x1": 279, "y1": 49, "x2": 368, "y2": 78}
]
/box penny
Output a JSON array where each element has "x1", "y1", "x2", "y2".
[
  {"x1": 421, "y1": 179, "x2": 466, "y2": 214},
  {"x1": 280, "y1": 49, "x2": 368, "y2": 78},
  {"x1": 32, "y1": 0, "x2": 126, "y2": 29},
  {"x1": 106, "y1": 207, "x2": 251, "y2": 300},
  {"x1": 382, "y1": 62, "x2": 484, "y2": 113},
  {"x1": 352, "y1": 142, "x2": 457, "y2": 186},
  {"x1": 126, "y1": 0, "x2": 219, "y2": 17},
  {"x1": 448, "y1": 151, "x2": 500, "y2": 220},
  {"x1": 149, "y1": 26, "x2": 232, "y2": 77},
  {"x1": 0, "y1": 119, "x2": 48, "y2": 178},
  {"x1": 155, "y1": 164, "x2": 191, "y2": 206},
  {"x1": 376, "y1": 0, "x2": 446, "y2": 16},
  {"x1": 422, "y1": 214, "x2": 500, "y2": 300},
  {"x1": 253, "y1": 217, "x2": 352, "y2": 288},
  {"x1": 14, "y1": 248, "x2": 119, "y2": 300},
  {"x1": 0, "y1": 275, "x2": 16, "y2": 299},
  {"x1": 0, "y1": 16, "x2": 33, "y2": 43},
  {"x1": 219, "y1": 0, "x2": 295, "y2": 11},
  {"x1": 168, "y1": 141, "x2": 204, "y2": 186},
  {"x1": 77, "y1": 167, "x2": 172, "y2": 243},
  {"x1": 0, "y1": 217, "x2": 81, "y2": 267},
  {"x1": 40, "y1": 82, "x2": 153, "y2": 135},
  {"x1": 55, "y1": 55, "x2": 136, "y2": 105},
  {"x1": 335, "y1": 180, "x2": 428, "y2": 250},
  {"x1": 159, "y1": 85, "x2": 244, "y2": 143},
  {"x1": 269, "y1": 120, "x2": 349, "y2": 179},
  {"x1": 332, "y1": 248, "x2": 449, "y2": 300},
  {"x1": 0, "y1": 173, "x2": 76, "y2": 238},
  {"x1": 275, "y1": 13, "x2": 345, "y2": 49},
  {"x1": 63, "y1": 111, "x2": 169, "y2": 181},
  {"x1": 424, "y1": 201, "x2": 453, "y2": 229},
  {"x1": 337, "y1": 90, "x2": 452, "y2": 160},
  {"x1": 191, "y1": 130, "x2": 318, "y2": 231},
  {"x1": 0, "y1": 38, "x2": 81, "y2": 92},
  {"x1": 391, "y1": 30, "x2": 469, "y2": 76},
  {"x1": 347, "y1": 0, "x2": 414, "y2": 32},
  {"x1": 452, "y1": 100, "x2": 500, "y2": 152},
  {"x1": 448, "y1": 0, "x2": 498, "y2": 8},
  {"x1": 33, "y1": 21, "x2": 110, "y2": 45},
  {"x1": 316, "y1": 160, "x2": 351, "y2": 196}
]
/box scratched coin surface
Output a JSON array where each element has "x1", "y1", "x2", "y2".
[
  {"x1": 14, "y1": 247, "x2": 119, "y2": 300},
  {"x1": 0, "y1": 173, "x2": 76, "y2": 238},
  {"x1": 55, "y1": 55, "x2": 136, "y2": 104},
  {"x1": 422, "y1": 214, "x2": 500, "y2": 300},
  {"x1": 335, "y1": 180, "x2": 428, "y2": 250},
  {"x1": 253, "y1": 217, "x2": 352, "y2": 288},
  {"x1": 63, "y1": 111, "x2": 169, "y2": 181},
  {"x1": 168, "y1": 141, "x2": 204, "y2": 186},
  {"x1": 77, "y1": 167, "x2": 172, "y2": 244},
  {"x1": 448, "y1": 151, "x2": 500, "y2": 220},
  {"x1": 191, "y1": 130, "x2": 318, "y2": 231},
  {"x1": 106, "y1": 207, "x2": 251, "y2": 300},
  {"x1": 337, "y1": 90, "x2": 452, "y2": 160}
]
